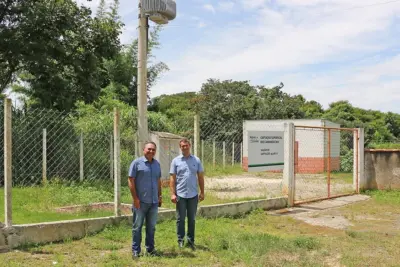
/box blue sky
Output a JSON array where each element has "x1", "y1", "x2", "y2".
[{"x1": 77, "y1": 0, "x2": 400, "y2": 113}]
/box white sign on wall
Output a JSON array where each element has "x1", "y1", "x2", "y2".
[{"x1": 248, "y1": 131, "x2": 284, "y2": 172}]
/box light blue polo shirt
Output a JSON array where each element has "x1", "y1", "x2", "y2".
[
  {"x1": 169, "y1": 154, "x2": 204, "y2": 198},
  {"x1": 129, "y1": 156, "x2": 161, "y2": 204}
]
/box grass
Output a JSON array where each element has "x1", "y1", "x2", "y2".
[
  {"x1": 203, "y1": 163, "x2": 244, "y2": 177},
  {"x1": 1, "y1": 190, "x2": 400, "y2": 266},
  {"x1": 367, "y1": 142, "x2": 400, "y2": 149}
]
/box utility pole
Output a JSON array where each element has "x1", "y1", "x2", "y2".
[{"x1": 137, "y1": 0, "x2": 149, "y2": 150}]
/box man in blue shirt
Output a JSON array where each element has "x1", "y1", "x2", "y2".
[
  {"x1": 128, "y1": 141, "x2": 162, "y2": 258},
  {"x1": 169, "y1": 138, "x2": 205, "y2": 250}
]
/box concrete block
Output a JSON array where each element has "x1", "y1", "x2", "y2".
[
  {"x1": 2, "y1": 227, "x2": 17, "y2": 235},
  {"x1": 85, "y1": 217, "x2": 115, "y2": 234},
  {"x1": 0, "y1": 230, "x2": 6, "y2": 247},
  {"x1": 158, "y1": 210, "x2": 175, "y2": 221},
  {"x1": 15, "y1": 220, "x2": 86, "y2": 246},
  {"x1": 7, "y1": 234, "x2": 21, "y2": 248},
  {"x1": 198, "y1": 197, "x2": 288, "y2": 218}
]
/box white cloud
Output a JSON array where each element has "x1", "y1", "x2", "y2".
[
  {"x1": 218, "y1": 1, "x2": 235, "y2": 12},
  {"x1": 203, "y1": 4, "x2": 216, "y2": 13},
  {"x1": 151, "y1": 0, "x2": 400, "y2": 112}
]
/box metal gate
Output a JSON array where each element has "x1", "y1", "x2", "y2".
[{"x1": 293, "y1": 125, "x2": 359, "y2": 204}]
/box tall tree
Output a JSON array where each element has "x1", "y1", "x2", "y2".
[{"x1": 1, "y1": 0, "x2": 123, "y2": 111}]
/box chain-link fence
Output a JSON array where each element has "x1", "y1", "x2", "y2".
[
  {"x1": 0, "y1": 103, "x2": 117, "y2": 224},
  {"x1": 294, "y1": 126, "x2": 357, "y2": 203}
]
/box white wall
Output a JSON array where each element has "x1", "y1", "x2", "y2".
[{"x1": 243, "y1": 119, "x2": 341, "y2": 159}]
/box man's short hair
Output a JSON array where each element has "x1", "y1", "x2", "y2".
[
  {"x1": 179, "y1": 138, "x2": 190, "y2": 145},
  {"x1": 143, "y1": 141, "x2": 157, "y2": 149}
]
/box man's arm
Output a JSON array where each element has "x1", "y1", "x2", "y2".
[
  {"x1": 169, "y1": 158, "x2": 178, "y2": 203},
  {"x1": 197, "y1": 158, "x2": 205, "y2": 201},
  {"x1": 170, "y1": 174, "x2": 177, "y2": 203},
  {"x1": 128, "y1": 161, "x2": 140, "y2": 208},
  {"x1": 158, "y1": 177, "x2": 162, "y2": 207},
  {"x1": 128, "y1": 177, "x2": 140, "y2": 208},
  {"x1": 198, "y1": 172, "x2": 205, "y2": 201}
]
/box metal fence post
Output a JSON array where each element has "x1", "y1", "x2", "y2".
[
  {"x1": 201, "y1": 140, "x2": 204, "y2": 163},
  {"x1": 240, "y1": 142, "x2": 243, "y2": 166},
  {"x1": 213, "y1": 140, "x2": 216, "y2": 168},
  {"x1": 110, "y1": 134, "x2": 113, "y2": 181},
  {"x1": 80, "y1": 133, "x2": 84, "y2": 182},
  {"x1": 114, "y1": 108, "x2": 121, "y2": 216},
  {"x1": 194, "y1": 114, "x2": 200, "y2": 157},
  {"x1": 42, "y1": 128, "x2": 47, "y2": 184},
  {"x1": 327, "y1": 129, "x2": 331, "y2": 198},
  {"x1": 232, "y1": 142, "x2": 235, "y2": 166},
  {"x1": 4, "y1": 98, "x2": 12, "y2": 227},
  {"x1": 283, "y1": 122, "x2": 295, "y2": 207},
  {"x1": 223, "y1": 141, "x2": 226, "y2": 168}
]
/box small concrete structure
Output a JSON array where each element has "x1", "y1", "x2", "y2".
[
  {"x1": 0, "y1": 197, "x2": 287, "y2": 249},
  {"x1": 243, "y1": 119, "x2": 341, "y2": 174},
  {"x1": 363, "y1": 149, "x2": 400, "y2": 190},
  {"x1": 150, "y1": 131, "x2": 184, "y2": 179}
]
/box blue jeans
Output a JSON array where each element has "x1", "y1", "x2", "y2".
[
  {"x1": 132, "y1": 202, "x2": 158, "y2": 254},
  {"x1": 176, "y1": 195, "x2": 198, "y2": 245}
]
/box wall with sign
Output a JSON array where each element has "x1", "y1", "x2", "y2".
[{"x1": 243, "y1": 119, "x2": 340, "y2": 173}]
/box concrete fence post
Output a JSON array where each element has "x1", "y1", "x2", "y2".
[
  {"x1": 194, "y1": 114, "x2": 200, "y2": 157},
  {"x1": 80, "y1": 133, "x2": 84, "y2": 182},
  {"x1": 113, "y1": 108, "x2": 121, "y2": 216},
  {"x1": 4, "y1": 98, "x2": 12, "y2": 227},
  {"x1": 42, "y1": 128, "x2": 47, "y2": 184},
  {"x1": 283, "y1": 122, "x2": 295, "y2": 207},
  {"x1": 110, "y1": 134, "x2": 113, "y2": 182},
  {"x1": 355, "y1": 128, "x2": 365, "y2": 192}
]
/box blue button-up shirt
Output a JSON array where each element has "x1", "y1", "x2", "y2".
[
  {"x1": 169, "y1": 154, "x2": 204, "y2": 198},
  {"x1": 129, "y1": 156, "x2": 161, "y2": 204}
]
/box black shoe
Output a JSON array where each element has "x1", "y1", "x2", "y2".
[
  {"x1": 132, "y1": 251, "x2": 140, "y2": 259},
  {"x1": 147, "y1": 250, "x2": 160, "y2": 257},
  {"x1": 178, "y1": 241, "x2": 184, "y2": 248},
  {"x1": 187, "y1": 242, "x2": 196, "y2": 251}
]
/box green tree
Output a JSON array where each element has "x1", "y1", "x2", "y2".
[{"x1": 1, "y1": 0, "x2": 123, "y2": 111}]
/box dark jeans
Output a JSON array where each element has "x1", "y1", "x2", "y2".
[
  {"x1": 176, "y1": 195, "x2": 198, "y2": 245},
  {"x1": 132, "y1": 202, "x2": 158, "y2": 254}
]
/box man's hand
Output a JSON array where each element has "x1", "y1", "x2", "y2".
[
  {"x1": 133, "y1": 197, "x2": 140, "y2": 209},
  {"x1": 171, "y1": 194, "x2": 177, "y2": 203},
  {"x1": 158, "y1": 196, "x2": 163, "y2": 207},
  {"x1": 199, "y1": 192, "x2": 205, "y2": 202}
]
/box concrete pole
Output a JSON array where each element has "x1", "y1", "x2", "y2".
[
  {"x1": 114, "y1": 108, "x2": 121, "y2": 216},
  {"x1": 193, "y1": 114, "x2": 200, "y2": 156},
  {"x1": 283, "y1": 122, "x2": 295, "y2": 207},
  {"x1": 355, "y1": 128, "x2": 364, "y2": 192},
  {"x1": 42, "y1": 129, "x2": 47, "y2": 184},
  {"x1": 4, "y1": 98, "x2": 12, "y2": 227},
  {"x1": 137, "y1": 0, "x2": 149, "y2": 151}
]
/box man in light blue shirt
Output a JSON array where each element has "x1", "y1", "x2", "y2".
[
  {"x1": 128, "y1": 141, "x2": 162, "y2": 258},
  {"x1": 169, "y1": 138, "x2": 205, "y2": 250}
]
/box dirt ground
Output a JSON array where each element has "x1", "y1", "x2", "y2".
[{"x1": 205, "y1": 173, "x2": 354, "y2": 201}]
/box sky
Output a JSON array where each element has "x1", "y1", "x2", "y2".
[{"x1": 76, "y1": 0, "x2": 400, "y2": 113}]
